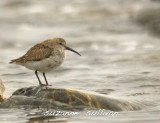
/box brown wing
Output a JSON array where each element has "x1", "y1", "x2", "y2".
[{"x1": 10, "y1": 43, "x2": 53, "y2": 63}]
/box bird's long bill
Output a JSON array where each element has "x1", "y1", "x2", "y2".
[{"x1": 66, "y1": 46, "x2": 81, "y2": 56}]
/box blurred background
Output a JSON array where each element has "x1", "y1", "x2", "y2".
[{"x1": 0, "y1": 0, "x2": 160, "y2": 122}]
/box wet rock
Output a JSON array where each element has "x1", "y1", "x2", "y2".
[
  {"x1": 0, "y1": 85, "x2": 143, "y2": 111},
  {"x1": 0, "y1": 78, "x2": 5, "y2": 102}
]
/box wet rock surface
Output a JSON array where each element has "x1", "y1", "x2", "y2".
[
  {"x1": 0, "y1": 78, "x2": 5, "y2": 102},
  {"x1": 0, "y1": 85, "x2": 142, "y2": 111}
]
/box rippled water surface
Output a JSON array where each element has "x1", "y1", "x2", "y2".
[{"x1": 0, "y1": 0, "x2": 160, "y2": 122}]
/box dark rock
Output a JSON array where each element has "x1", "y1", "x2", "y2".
[{"x1": 0, "y1": 85, "x2": 143, "y2": 111}]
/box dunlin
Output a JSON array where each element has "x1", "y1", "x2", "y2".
[{"x1": 10, "y1": 38, "x2": 81, "y2": 85}]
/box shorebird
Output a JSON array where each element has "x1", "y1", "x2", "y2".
[{"x1": 10, "y1": 38, "x2": 81, "y2": 85}]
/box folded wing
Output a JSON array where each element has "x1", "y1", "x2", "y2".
[{"x1": 10, "y1": 44, "x2": 53, "y2": 63}]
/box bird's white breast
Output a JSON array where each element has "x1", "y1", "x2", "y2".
[{"x1": 22, "y1": 52, "x2": 65, "y2": 72}]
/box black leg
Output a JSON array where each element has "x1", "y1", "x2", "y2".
[
  {"x1": 35, "y1": 70, "x2": 42, "y2": 85},
  {"x1": 43, "y1": 72, "x2": 49, "y2": 85}
]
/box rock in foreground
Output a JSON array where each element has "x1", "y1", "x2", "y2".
[
  {"x1": 0, "y1": 78, "x2": 5, "y2": 102},
  {"x1": 0, "y1": 85, "x2": 142, "y2": 111}
]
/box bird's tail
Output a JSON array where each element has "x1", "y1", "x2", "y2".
[{"x1": 9, "y1": 60, "x2": 15, "y2": 64}]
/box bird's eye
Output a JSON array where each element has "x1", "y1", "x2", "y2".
[{"x1": 59, "y1": 42, "x2": 62, "y2": 45}]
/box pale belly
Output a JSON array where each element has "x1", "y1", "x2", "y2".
[{"x1": 21, "y1": 55, "x2": 65, "y2": 72}]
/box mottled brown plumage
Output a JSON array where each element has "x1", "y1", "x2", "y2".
[
  {"x1": 11, "y1": 43, "x2": 52, "y2": 63},
  {"x1": 10, "y1": 38, "x2": 81, "y2": 85},
  {"x1": 10, "y1": 38, "x2": 65, "y2": 63}
]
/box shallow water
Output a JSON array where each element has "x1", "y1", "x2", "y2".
[{"x1": 0, "y1": 0, "x2": 160, "y2": 122}]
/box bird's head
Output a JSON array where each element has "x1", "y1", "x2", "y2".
[{"x1": 53, "y1": 38, "x2": 81, "y2": 56}]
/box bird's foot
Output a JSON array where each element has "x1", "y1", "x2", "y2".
[
  {"x1": 39, "y1": 84, "x2": 52, "y2": 86},
  {"x1": 46, "y1": 84, "x2": 52, "y2": 86},
  {"x1": 39, "y1": 84, "x2": 47, "y2": 86}
]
